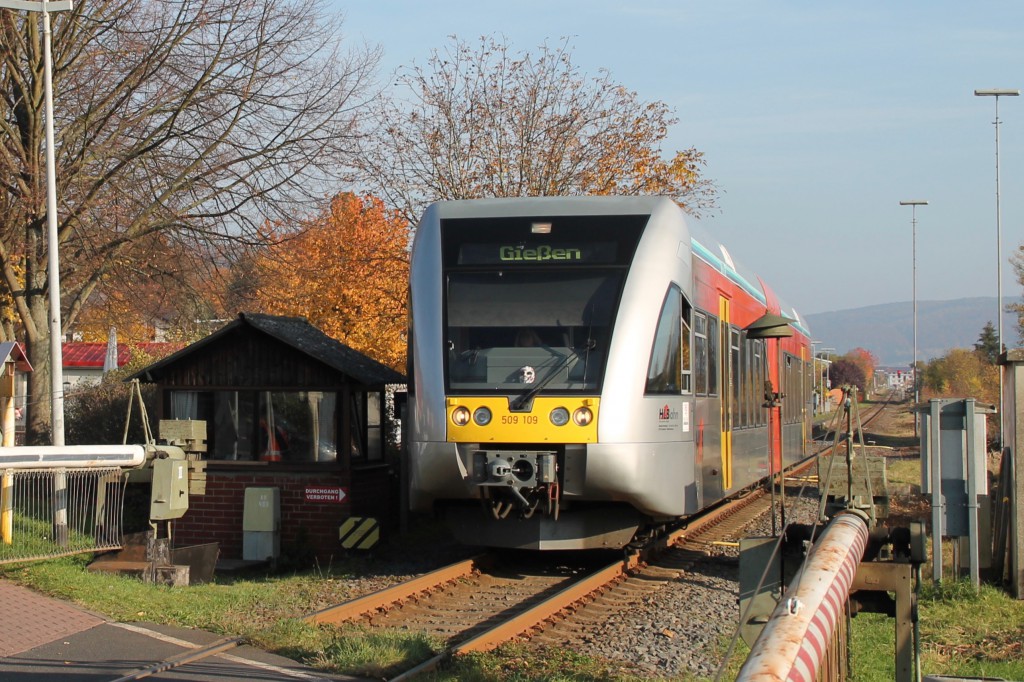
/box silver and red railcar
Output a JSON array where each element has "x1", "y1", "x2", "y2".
[{"x1": 406, "y1": 196, "x2": 812, "y2": 550}]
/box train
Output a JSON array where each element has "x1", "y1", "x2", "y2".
[{"x1": 406, "y1": 196, "x2": 812, "y2": 550}]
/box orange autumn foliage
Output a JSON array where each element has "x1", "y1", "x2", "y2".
[{"x1": 254, "y1": 193, "x2": 410, "y2": 371}]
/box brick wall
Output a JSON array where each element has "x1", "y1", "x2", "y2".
[{"x1": 172, "y1": 469, "x2": 365, "y2": 563}]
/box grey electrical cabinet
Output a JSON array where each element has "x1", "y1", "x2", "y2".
[
  {"x1": 243, "y1": 487, "x2": 280, "y2": 561},
  {"x1": 150, "y1": 459, "x2": 189, "y2": 520},
  {"x1": 919, "y1": 399, "x2": 990, "y2": 537}
]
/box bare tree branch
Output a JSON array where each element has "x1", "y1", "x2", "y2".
[
  {"x1": 0, "y1": 0, "x2": 379, "y2": 441},
  {"x1": 355, "y1": 35, "x2": 717, "y2": 226}
]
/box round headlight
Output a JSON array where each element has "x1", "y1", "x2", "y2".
[
  {"x1": 473, "y1": 407, "x2": 492, "y2": 426},
  {"x1": 573, "y1": 407, "x2": 593, "y2": 426},
  {"x1": 451, "y1": 406, "x2": 471, "y2": 426},
  {"x1": 549, "y1": 407, "x2": 570, "y2": 426}
]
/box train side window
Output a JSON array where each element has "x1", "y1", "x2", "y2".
[
  {"x1": 783, "y1": 354, "x2": 796, "y2": 424},
  {"x1": 751, "y1": 338, "x2": 762, "y2": 426},
  {"x1": 730, "y1": 328, "x2": 741, "y2": 427},
  {"x1": 742, "y1": 333, "x2": 754, "y2": 428},
  {"x1": 707, "y1": 315, "x2": 719, "y2": 396},
  {"x1": 645, "y1": 286, "x2": 683, "y2": 395},
  {"x1": 681, "y1": 304, "x2": 692, "y2": 393},
  {"x1": 694, "y1": 312, "x2": 708, "y2": 395},
  {"x1": 754, "y1": 340, "x2": 765, "y2": 426}
]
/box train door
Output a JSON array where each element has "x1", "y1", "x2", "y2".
[{"x1": 718, "y1": 296, "x2": 732, "y2": 490}]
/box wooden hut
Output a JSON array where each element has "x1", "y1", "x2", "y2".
[{"x1": 133, "y1": 313, "x2": 405, "y2": 563}]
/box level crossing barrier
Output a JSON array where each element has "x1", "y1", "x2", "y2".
[
  {"x1": 0, "y1": 445, "x2": 144, "y2": 564},
  {"x1": 736, "y1": 511, "x2": 870, "y2": 682}
]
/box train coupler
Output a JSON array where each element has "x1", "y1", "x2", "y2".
[{"x1": 472, "y1": 450, "x2": 559, "y2": 519}]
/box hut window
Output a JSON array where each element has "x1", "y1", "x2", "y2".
[{"x1": 170, "y1": 389, "x2": 339, "y2": 463}]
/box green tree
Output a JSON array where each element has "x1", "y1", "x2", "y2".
[
  {"x1": 1011, "y1": 243, "x2": 1024, "y2": 343},
  {"x1": 355, "y1": 34, "x2": 717, "y2": 225},
  {"x1": 64, "y1": 351, "x2": 164, "y2": 446},
  {"x1": 974, "y1": 320, "x2": 1000, "y2": 364}
]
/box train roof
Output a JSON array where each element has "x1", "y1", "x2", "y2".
[
  {"x1": 687, "y1": 219, "x2": 810, "y2": 337},
  {"x1": 425, "y1": 195, "x2": 674, "y2": 219}
]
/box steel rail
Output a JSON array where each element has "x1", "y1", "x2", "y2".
[
  {"x1": 455, "y1": 556, "x2": 635, "y2": 653},
  {"x1": 335, "y1": 441, "x2": 828, "y2": 682},
  {"x1": 306, "y1": 555, "x2": 488, "y2": 625},
  {"x1": 109, "y1": 635, "x2": 243, "y2": 681},
  {"x1": 385, "y1": 556, "x2": 633, "y2": 682}
]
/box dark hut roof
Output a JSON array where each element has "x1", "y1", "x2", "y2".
[{"x1": 133, "y1": 312, "x2": 405, "y2": 387}]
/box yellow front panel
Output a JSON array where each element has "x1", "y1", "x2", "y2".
[{"x1": 446, "y1": 396, "x2": 599, "y2": 443}]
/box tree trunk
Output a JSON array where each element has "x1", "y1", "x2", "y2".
[{"x1": 24, "y1": 296, "x2": 51, "y2": 445}]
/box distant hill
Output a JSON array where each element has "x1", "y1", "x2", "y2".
[{"x1": 803, "y1": 297, "x2": 1021, "y2": 366}]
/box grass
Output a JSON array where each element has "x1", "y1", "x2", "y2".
[
  {"x1": 429, "y1": 644, "x2": 649, "y2": 682},
  {"x1": 849, "y1": 580, "x2": 1024, "y2": 681},
  {"x1": 845, "y1": 438, "x2": 1024, "y2": 682},
  {"x1": 0, "y1": 553, "x2": 442, "y2": 679},
  {"x1": 0, "y1": 512, "x2": 104, "y2": 562}
]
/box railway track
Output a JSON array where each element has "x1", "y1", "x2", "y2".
[
  {"x1": 297, "y1": 395, "x2": 886, "y2": 682},
  {"x1": 305, "y1": 470, "x2": 807, "y2": 681},
  {"x1": 305, "y1": 384, "x2": 928, "y2": 681}
]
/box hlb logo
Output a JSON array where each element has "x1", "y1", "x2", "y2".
[{"x1": 659, "y1": 405, "x2": 679, "y2": 420}]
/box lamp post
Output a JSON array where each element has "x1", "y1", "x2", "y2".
[
  {"x1": 900, "y1": 200, "x2": 927, "y2": 437},
  {"x1": 820, "y1": 347, "x2": 835, "y2": 407},
  {"x1": 975, "y1": 88, "x2": 1018, "y2": 447},
  {"x1": 0, "y1": 0, "x2": 73, "y2": 445},
  {"x1": 745, "y1": 311, "x2": 796, "y2": 537}
]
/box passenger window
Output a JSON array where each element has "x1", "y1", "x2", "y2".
[
  {"x1": 707, "y1": 315, "x2": 719, "y2": 396},
  {"x1": 694, "y1": 312, "x2": 708, "y2": 395},
  {"x1": 730, "y1": 328, "x2": 741, "y2": 427},
  {"x1": 644, "y1": 286, "x2": 693, "y2": 395},
  {"x1": 681, "y1": 305, "x2": 692, "y2": 393},
  {"x1": 645, "y1": 287, "x2": 683, "y2": 394}
]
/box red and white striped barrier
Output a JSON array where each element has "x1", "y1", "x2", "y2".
[{"x1": 736, "y1": 511, "x2": 869, "y2": 682}]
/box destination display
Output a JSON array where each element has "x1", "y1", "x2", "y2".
[{"x1": 458, "y1": 241, "x2": 618, "y2": 265}]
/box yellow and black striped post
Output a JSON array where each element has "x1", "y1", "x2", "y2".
[{"x1": 338, "y1": 517, "x2": 379, "y2": 550}]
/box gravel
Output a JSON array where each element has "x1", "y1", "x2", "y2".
[{"x1": 562, "y1": 486, "x2": 824, "y2": 680}]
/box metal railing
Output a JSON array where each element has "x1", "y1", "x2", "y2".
[{"x1": 0, "y1": 467, "x2": 128, "y2": 564}]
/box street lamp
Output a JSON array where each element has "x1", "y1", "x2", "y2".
[
  {"x1": 819, "y1": 347, "x2": 835, "y2": 413},
  {"x1": 0, "y1": 0, "x2": 73, "y2": 445},
  {"x1": 975, "y1": 88, "x2": 1018, "y2": 447},
  {"x1": 900, "y1": 200, "x2": 927, "y2": 437}
]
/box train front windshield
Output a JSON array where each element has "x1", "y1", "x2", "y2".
[
  {"x1": 440, "y1": 214, "x2": 646, "y2": 394},
  {"x1": 446, "y1": 271, "x2": 621, "y2": 391}
]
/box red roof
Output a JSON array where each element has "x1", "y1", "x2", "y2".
[{"x1": 62, "y1": 342, "x2": 180, "y2": 369}]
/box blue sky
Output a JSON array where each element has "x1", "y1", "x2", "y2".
[{"x1": 331, "y1": 1, "x2": 1024, "y2": 317}]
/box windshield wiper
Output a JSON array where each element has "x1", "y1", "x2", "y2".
[{"x1": 511, "y1": 339, "x2": 595, "y2": 411}]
